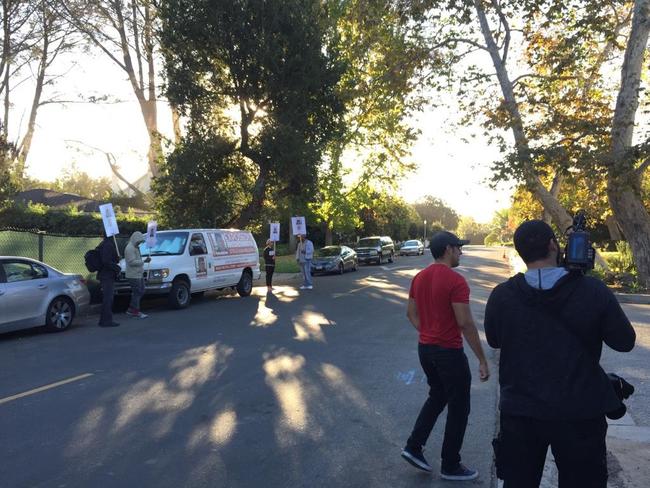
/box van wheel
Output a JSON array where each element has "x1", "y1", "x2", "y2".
[
  {"x1": 45, "y1": 297, "x2": 74, "y2": 331},
  {"x1": 236, "y1": 270, "x2": 253, "y2": 297},
  {"x1": 169, "y1": 280, "x2": 191, "y2": 309}
]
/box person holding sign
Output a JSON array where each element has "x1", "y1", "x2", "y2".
[
  {"x1": 125, "y1": 231, "x2": 150, "y2": 319},
  {"x1": 295, "y1": 234, "x2": 314, "y2": 290},
  {"x1": 263, "y1": 239, "x2": 276, "y2": 292},
  {"x1": 97, "y1": 233, "x2": 121, "y2": 327}
]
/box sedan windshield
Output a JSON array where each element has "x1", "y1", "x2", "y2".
[
  {"x1": 139, "y1": 231, "x2": 189, "y2": 256},
  {"x1": 358, "y1": 238, "x2": 380, "y2": 247},
  {"x1": 404, "y1": 240, "x2": 420, "y2": 246},
  {"x1": 317, "y1": 246, "x2": 341, "y2": 257}
]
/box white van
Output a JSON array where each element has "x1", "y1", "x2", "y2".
[{"x1": 115, "y1": 228, "x2": 261, "y2": 308}]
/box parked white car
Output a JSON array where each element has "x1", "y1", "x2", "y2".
[
  {"x1": 0, "y1": 256, "x2": 90, "y2": 334},
  {"x1": 115, "y1": 228, "x2": 261, "y2": 309},
  {"x1": 399, "y1": 239, "x2": 425, "y2": 256}
]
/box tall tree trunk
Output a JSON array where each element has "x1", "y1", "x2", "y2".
[
  {"x1": 543, "y1": 172, "x2": 563, "y2": 224},
  {"x1": 473, "y1": 0, "x2": 574, "y2": 233},
  {"x1": 228, "y1": 167, "x2": 268, "y2": 229},
  {"x1": 325, "y1": 222, "x2": 333, "y2": 246},
  {"x1": 606, "y1": 0, "x2": 650, "y2": 287},
  {"x1": 16, "y1": 8, "x2": 49, "y2": 179},
  {"x1": 171, "y1": 103, "x2": 182, "y2": 144}
]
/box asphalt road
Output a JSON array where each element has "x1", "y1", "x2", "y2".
[{"x1": 2, "y1": 246, "x2": 644, "y2": 488}]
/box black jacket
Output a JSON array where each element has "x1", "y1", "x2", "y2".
[
  {"x1": 485, "y1": 271, "x2": 636, "y2": 420},
  {"x1": 97, "y1": 237, "x2": 121, "y2": 281},
  {"x1": 263, "y1": 246, "x2": 275, "y2": 266}
]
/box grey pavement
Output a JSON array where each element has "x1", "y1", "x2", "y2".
[{"x1": 0, "y1": 247, "x2": 647, "y2": 487}]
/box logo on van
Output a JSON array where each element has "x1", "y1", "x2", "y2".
[{"x1": 209, "y1": 231, "x2": 256, "y2": 257}]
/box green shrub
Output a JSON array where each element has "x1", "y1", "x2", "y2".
[
  {"x1": 608, "y1": 241, "x2": 636, "y2": 274},
  {"x1": 0, "y1": 202, "x2": 152, "y2": 236}
]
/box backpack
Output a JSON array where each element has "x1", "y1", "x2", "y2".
[{"x1": 84, "y1": 247, "x2": 102, "y2": 272}]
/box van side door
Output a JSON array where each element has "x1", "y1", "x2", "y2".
[{"x1": 188, "y1": 232, "x2": 210, "y2": 291}]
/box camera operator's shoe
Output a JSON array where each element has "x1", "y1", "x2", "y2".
[
  {"x1": 440, "y1": 464, "x2": 478, "y2": 481},
  {"x1": 401, "y1": 446, "x2": 432, "y2": 472}
]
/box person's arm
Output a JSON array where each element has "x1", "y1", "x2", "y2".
[
  {"x1": 125, "y1": 245, "x2": 139, "y2": 267},
  {"x1": 599, "y1": 283, "x2": 636, "y2": 352},
  {"x1": 484, "y1": 289, "x2": 500, "y2": 349},
  {"x1": 452, "y1": 302, "x2": 490, "y2": 381},
  {"x1": 407, "y1": 298, "x2": 419, "y2": 331}
]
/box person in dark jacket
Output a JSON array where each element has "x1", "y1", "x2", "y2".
[
  {"x1": 484, "y1": 220, "x2": 636, "y2": 488},
  {"x1": 97, "y1": 235, "x2": 121, "y2": 327},
  {"x1": 263, "y1": 239, "x2": 276, "y2": 292}
]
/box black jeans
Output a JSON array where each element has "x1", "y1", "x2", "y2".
[
  {"x1": 265, "y1": 265, "x2": 275, "y2": 287},
  {"x1": 99, "y1": 277, "x2": 115, "y2": 325},
  {"x1": 406, "y1": 344, "x2": 471, "y2": 471},
  {"x1": 498, "y1": 413, "x2": 608, "y2": 488}
]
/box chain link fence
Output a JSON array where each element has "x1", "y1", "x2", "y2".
[{"x1": 0, "y1": 228, "x2": 128, "y2": 277}]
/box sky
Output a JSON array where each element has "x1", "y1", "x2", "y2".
[{"x1": 18, "y1": 52, "x2": 512, "y2": 225}]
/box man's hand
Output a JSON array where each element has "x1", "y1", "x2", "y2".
[{"x1": 479, "y1": 361, "x2": 490, "y2": 382}]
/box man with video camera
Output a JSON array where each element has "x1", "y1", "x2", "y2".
[{"x1": 484, "y1": 219, "x2": 636, "y2": 487}]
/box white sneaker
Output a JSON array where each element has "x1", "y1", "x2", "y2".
[
  {"x1": 137, "y1": 312, "x2": 148, "y2": 319},
  {"x1": 306, "y1": 286, "x2": 313, "y2": 290},
  {"x1": 299, "y1": 285, "x2": 307, "y2": 290}
]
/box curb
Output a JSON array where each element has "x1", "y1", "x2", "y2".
[{"x1": 613, "y1": 293, "x2": 650, "y2": 305}]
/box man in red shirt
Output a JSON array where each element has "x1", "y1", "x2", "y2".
[{"x1": 401, "y1": 231, "x2": 490, "y2": 481}]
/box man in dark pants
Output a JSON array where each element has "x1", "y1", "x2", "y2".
[
  {"x1": 485, "y1": 220, "x2": 636, "y2": 487},
  {"x1": 97, "y1": 235, "x2": 121, "y2": 327},
  {"x1": 401, "y1": 231, "x2": 490, "y2": 481}
]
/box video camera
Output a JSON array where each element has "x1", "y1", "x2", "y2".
[{"x1": 562, "y1": 210, "x2": 595, "y2": 272}]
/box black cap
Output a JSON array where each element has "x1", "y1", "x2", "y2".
[
  {"x1": 429, "y1": 231, "x2": 470, "y2": 257},
  {"x1": 513, "y1": 220, "x2": 556, "y2": 263}
]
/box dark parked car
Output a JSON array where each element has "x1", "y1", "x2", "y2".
[
  {"x1": 400, "y1": 239, "x2": 425, "y2": 256},
  {"x1": 311, "y1": 246, "x2": 358, "y2": 275},
  {"x1": 356, "y1": 236, "x2": 395, "y2": 265}
]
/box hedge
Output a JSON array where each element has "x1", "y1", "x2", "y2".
[{"x1": 0, "y1": 202, "x2": 152, "y2": 236}]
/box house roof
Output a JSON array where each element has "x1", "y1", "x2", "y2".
[{"x1": 13, "y1": 188, "x2": 149, "y2": 215}]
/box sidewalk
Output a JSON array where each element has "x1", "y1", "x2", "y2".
[{"x1": 500, "y1": 246, "x2": 650, "y2": 487}]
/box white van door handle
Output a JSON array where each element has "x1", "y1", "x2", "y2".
[{"x1": 37, "y1": 284, "x2": 47, "y2": 289}]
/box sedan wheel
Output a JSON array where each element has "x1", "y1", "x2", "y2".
[
  {"x1": 338, "y1": 262, "x2": 344, "y2": 275},
  {"x1": 45, "y1": 297, "x2": 74, "y2": 331}
]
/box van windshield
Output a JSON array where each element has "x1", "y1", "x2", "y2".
[
  {"x1": 358, "y1": 238, "x2": 380, "y2": 247},
  {"x1": 139, "y1": 231, "x2": 189, "y2": 256}
]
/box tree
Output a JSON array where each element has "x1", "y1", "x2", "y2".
[
  {"x1": 24, "y1": 164, "x2": 112, "y2": 200},
  {"x1": 57, "y1": 0, "x2": 164, "y2": 178},
  {"x1": 311, "y1": 0, "x2": 428, "y2": 243},
  {"x1": 604, "y1": 0, "x2": 650, "y2": 286},
  {"x1": 357, "y1": 191, "x2": 419, "y2": 240},
  {"x1": 456, "y1": 215, "x2": 490, "y2": 244},
  {"x1": 152, "y1": 133, "x2": 252, "y2": 228},
  {"x1": 408, "y1": 0, "x2": 632, "y2": 270},
  {"x1": 413, "y1": 195, "x2": 459, "y2": 231},
  {"x1": 1, "y1": 0, "x2": 77, "y2": 180},
  {"x1": 159, "y1": 0, "x2": 345, "y2": 228}
]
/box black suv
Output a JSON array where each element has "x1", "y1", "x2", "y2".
[{"x1": 356, "y1": 236, "x2": 395, "y2": 265}]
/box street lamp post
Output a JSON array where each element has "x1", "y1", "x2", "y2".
[{"x1": 423, "y1": 219, "x2": 427, "y2": 243}]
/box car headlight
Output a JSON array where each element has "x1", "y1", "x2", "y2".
[{"x1": 149, "y1": 268, "x2": 170, "y2": 279}]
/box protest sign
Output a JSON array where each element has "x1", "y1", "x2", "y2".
[{"x1": 291, "y1": 217, "x2": 306, "y2": 236}]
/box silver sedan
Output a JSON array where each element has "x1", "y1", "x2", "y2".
[
  {"x1": 399, "y1": 240, "x2": 425, "y2": 256},
  {"x1": 0, "y1": 257, "x2": 90, "y2": 334}
]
